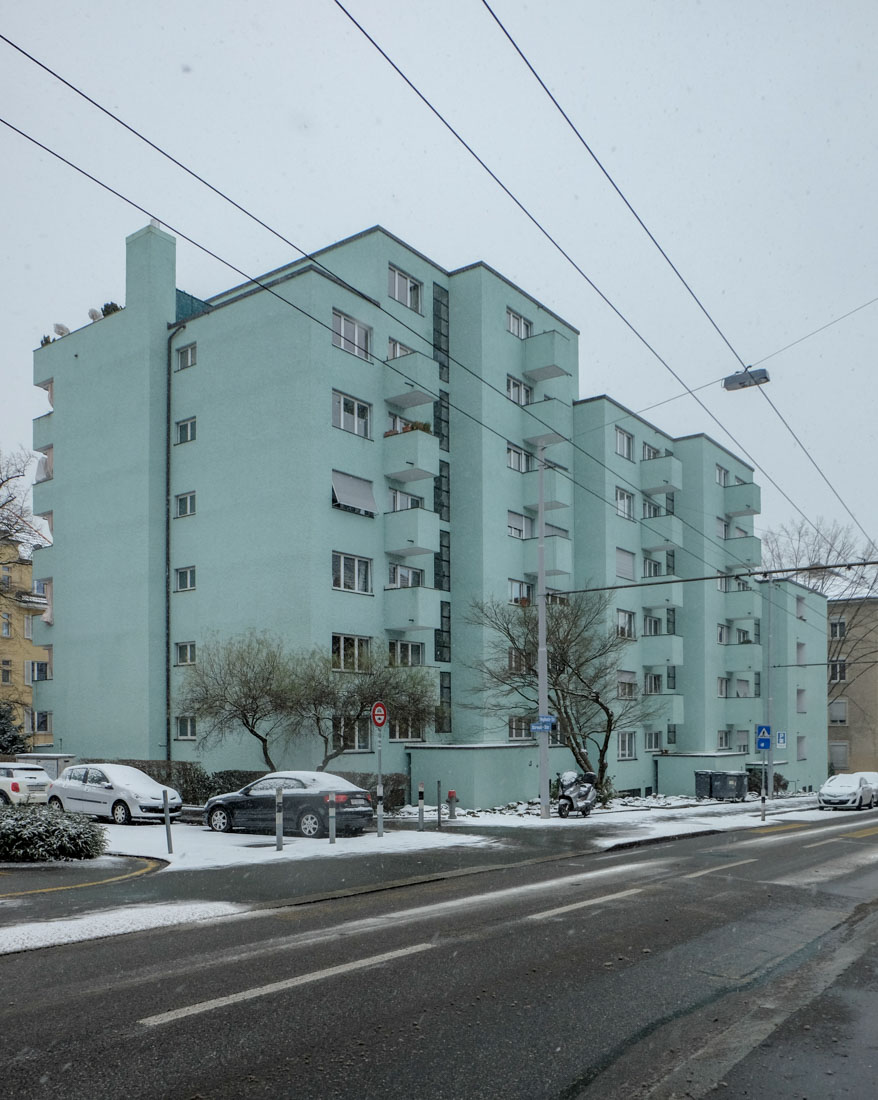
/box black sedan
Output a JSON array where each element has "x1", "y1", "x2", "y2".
[{"x1": 203, "y1": 771, "x2": 373, "y2": 838}]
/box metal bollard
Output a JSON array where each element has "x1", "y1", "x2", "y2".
[
  {"x1": 275, "y1": 785, "x2": 283, "y2": 851},
  {"x1": 162, "y1": 789, "x2": 173, "y2": 855},
  {"x1": 377, "y1": 781, "x2": 384, "y2": 838},
  {"x1": 447, "y1": 789, "x2": 457, "y2": 820},
  {"x1": 328, "y1": 791, "x2": 336, "y2": 844},
  {"x1": 417, "y1": 781, "x2": 424, "y2": 831},
  {"x1": 437, "y1": 780, "x2": 442, "y2": 830}
]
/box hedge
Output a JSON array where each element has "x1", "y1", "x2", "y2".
[{"x1": 0, "y1": 804, "x2": 107, "y2": 862}]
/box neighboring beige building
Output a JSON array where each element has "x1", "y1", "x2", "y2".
[
  {"x1": 0, "y1": 537, "x2": 51, "y2": 746},
  {"x1": 827, "y1": 596, "x2": 878, "y2": 773}
]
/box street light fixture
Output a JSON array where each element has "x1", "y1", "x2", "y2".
[{"x1": 722, "y1": 367, "x2": 770, "y2": 391}]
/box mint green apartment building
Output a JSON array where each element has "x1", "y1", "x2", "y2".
[{"x1": 30, "y1": 224, "x2": 827, "y2": 805}]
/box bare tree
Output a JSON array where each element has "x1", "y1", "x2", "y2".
[
  {"x1": 177, "y1": 631, "x2": 298, "y2": 771},
  {"x1": 178, "y1": 631, "x2": 436, "y2": 772},
  {"x1": 285, "y1": 651, "x2": 436, "y2": 771},
  {"x1": 467, "y1": 593, "x2": 665, "y2": 791},
  {"x1": 0, "y1": 447, "x2": 36, "y2": 544}
]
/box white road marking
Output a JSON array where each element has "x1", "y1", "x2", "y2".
[
  {"x1": 804, "y1": 838, "x2": 843, "y2": 848},
  {"x1": 139, "y1": 943, "x2": 433, "y2": 1027},
  {"x1": 526, "y1": 887, "x2": 642, "y2": 920},
  {"x1": 682, "y1": 858, "x2": 758, "y2": 879}
]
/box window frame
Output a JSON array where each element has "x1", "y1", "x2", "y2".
[
  {"x1": 615, "y1": 427, "x2": 634, "y2": 461},
  {"x1": 388, "y1": 563, "x2": 424, "y2": 588},
  {"x1": 644, "y1": 672, "x2": 663, "y2": 695},
  {"x1": 175, "y1": 566, "x2": 196, "y2": 592},
  {"x1": 332, "y1": 390, "x2": 372, "y2": 438},
  {"x1": 615, "y1": 487, "x2": 635, "y2": 520},
  {"x1": 618, "y1": 730, "x2": 636, "y2": 760},
  {"x1": 176, "y1": 716, "x2": 197, "y2": 740},
  {"x1": 175, "y1": 491, "x2": 196, "y2": 518},
  {"x1": 388, "y1": 338, "x2": 414, "y2": 359},
  {"x1": 332, "y1": 552, "x2": 372, "y2": 594},
  {"x1": 332, "y1": 309, "x2": 372, "y2": 360},
  {"x1": 389, "y1": 640, "x2": 424, "y2": 667},
  {"x1": 176, "y1": 343, "x2": 197, "y2": 371},
  {"x1": 388, "y1": 266, "x2": 422, "y2": 312},
  {"x1": 507, "y1": 443, "x2": 534, "y2": 472},
  {"x1": 506, "y1": 375, "x2": 533, "y2": 406},
  {"x1": 508, "y1": 579, "x2": 534, "y2": 605},
  {"x1": 331, "y1": 633, "x2": 371, "y2": 672},
  {"x1": 175, "y1": 417, "x2": 196, "y2": 445},
  {"x1": 616, "y1": 609, "x2": 636, "y2": 639},
  {"x1": 506, "y1": 309, "x2": 533, "y2": 339},
  {"x1": 175, "y1": 641, "x2": 196, "y2": 666}
]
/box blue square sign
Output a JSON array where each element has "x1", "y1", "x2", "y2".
[{"x1": 756, "y1": 724, "x2": 771, "y2": 750}]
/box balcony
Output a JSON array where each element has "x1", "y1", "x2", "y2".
[
  {"x1": 643, "y1": 577, "x2": 683, "y2": 609},
  {"x1": 383, "y1": 426, "x2": 440, "y2": 483},
  {"x1": 640, "y1": 513, "x2": 683, "y2": 551},
  {"x1": 522, "y1": 399, "x2": 567, "y2": 447},
  {"x1": 722, "y1": 640, "x2": 763, "y2": 672},
  {"x1": 640, "y1": 454, "x2": 683, "y2": 495},
  {"x1": 724, "y1": 587, "x2": 760, "y2": 621},
  {"x1": 383, "y1": 584, "x2": 443, "y2": 631},
  {"x1": 384, "y1": 352, "x2": 438, "y2": 409},
  {"x1": 724, "y1": 481, "x2": 761, "y2": 517},
  {"x1": 384, "y1": 506, "x2": 440, "y2": 557},
  {"x1": 639, "y1": 633, "x2": 684, "y2": 667},
  {"x1": 522, "y1": 465, "x2": 571, "y2": 511},
  {"x1": 724, "y1": 535, "x2": 761, "y2": 570},
  {"x1": 32, "y1": 411, "x2": 53, "y2": 450},
  {"x1": 523, "y1": 330, "x2": 572, "y2": 382},
  {"x1": 522, "y1": 535, "x2": 573, "y2": 577}
]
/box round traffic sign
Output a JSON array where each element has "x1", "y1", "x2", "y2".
[{"x1": 371, "y1": 701, "x2": 387, "y2": 727}]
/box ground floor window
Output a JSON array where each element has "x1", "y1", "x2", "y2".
[{"x1": 618, "y1": 730, "x2": 635, "y2": 759}]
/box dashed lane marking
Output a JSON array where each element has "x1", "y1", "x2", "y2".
[
  {"x1": 526, "y1": 887, "x2": 643, "y2": 920},
  {"x1": 682, "y1": 858, "x2": 758, "y2": 879}
]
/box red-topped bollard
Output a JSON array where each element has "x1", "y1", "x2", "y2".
[{"x1": 447, "y1": 789, "x2": 457, "y2": 820}]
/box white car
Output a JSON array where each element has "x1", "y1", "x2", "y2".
[
  {"x1": 0, "y1": 764, "x2": 52, "y2": 805},
  {"x1": 48, "y1": 764, "x2": 182, "y2": 825},
  {"x1": 817, "y1": 772, "x2": 878, "y2": 811}
]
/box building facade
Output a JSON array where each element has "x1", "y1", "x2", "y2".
[
  {"x1": 31, "y1": 225, "x2": 827, "y2": 803},
  {"x1": 0, "y1": 537, "x2": 51, "y2": 745},
  {"x1": 826, "y1": 597, "x2": 878, "y2": 773}
]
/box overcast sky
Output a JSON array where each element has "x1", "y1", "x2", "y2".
[{"x1": 1, "y1": 0, "x2": 875, "y2": 544}]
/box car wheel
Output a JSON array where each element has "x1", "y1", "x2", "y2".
[
  {"x1": 557, "y1": 800, "x2": 571, "y2": 819},
  {"x1": 297, "y1": 810, "x2": 325, "y2": 838},
  {"x1": 581, "y1": 805, "x2": 592, "y2": 817},
  {"x1": 48, "y1": 796, "x2": 64, "y2": 811},
  {"x1": 208, "y1": 806, "x2": 233, "y2": 832},
  {"x1": 0, "y1": 791, "x2": 10, "y2": 805},
  {"x1": 111, "y1": 800, "x2": 132, "y2": 826}
]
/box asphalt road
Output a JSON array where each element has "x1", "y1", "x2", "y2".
[{"x1": 2, "y1": 812, "x2": 878, "y2": 1099}]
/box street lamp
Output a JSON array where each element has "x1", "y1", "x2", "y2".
[{"x1": 722, "y1": 367, "x2": 769, "y2": 391}]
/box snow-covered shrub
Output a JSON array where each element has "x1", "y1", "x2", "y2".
[{"x1": 0, "y1": 805, "x2": 107, "y2": 862}]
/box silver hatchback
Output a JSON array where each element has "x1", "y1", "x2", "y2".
[{"x1": 48, "y1": 764, "x2": 182, "y2": 824}]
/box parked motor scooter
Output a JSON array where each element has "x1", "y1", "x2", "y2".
[{"x1": 557, "y1": 770, "x2": 598, "y2": 817}]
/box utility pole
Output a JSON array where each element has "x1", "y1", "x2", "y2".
[{"x1": 537, "y1": 444, "x2": 550, "y2": 819}]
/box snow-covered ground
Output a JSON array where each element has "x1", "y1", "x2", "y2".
[{"x1": 0, "y1": 794, "x2": 827, "y2": 955}]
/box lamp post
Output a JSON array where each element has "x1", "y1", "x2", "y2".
[{"x1": 537, "y1": 444, "x2": 550, "y2": 819}]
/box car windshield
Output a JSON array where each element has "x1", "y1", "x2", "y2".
[{"x1": 823, "y1": 776, "x2": 856, "y2": 789}]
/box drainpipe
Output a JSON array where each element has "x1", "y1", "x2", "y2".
[{"x1": 165, "y1": 323, "x2": 186, "y2": 761}]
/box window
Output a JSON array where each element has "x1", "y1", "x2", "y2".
[
  {"x1": 665, "y1": 550, "x2": 676, "y2": 575},
  {"x1": 618, "y1": 731, "x2": 636, "y2": 760},
  {"x1": 389, "y1": 488, "x2": 422, "y2": 511},
  {"x1": 175, "y1": 642, "x2": 196, "y2": 665},
  {"x1": 507, "y1": 443, "x2": 535, "y2": 472},
  {"x1": 796, "y1": 595, "x2": 806, "y2": 619},
  {"x1": 666, "y1": 724, "x2": 677, "y2": 745},
  {"x1": 332, "y1": 552, "x2": 371, "y2": 593},
  {"x1": 331, "y1": 471, "x2": 377, "y2": 517},
  {"x1": 796, "y1": 642, "x2": 805, "y2": 665},
  {"x1": 508, "y1": 716, "x2": 533, "y2": 740},
  {"x1": 508, "y1": 579, "x2": 534, "y2": 605},
  {"x1": 507, "y1": 511, "x2": 533, "y2": 539},
  {"x1": 797, "y1": 688, "x2": 807, "y2": 713},
  {"x1": 718, "y1": 677, "x2": 730, "y2": 698},
  {"x1": 715, "y1": 465, "x2": 729, "y2": 486},
  {"x1": 176, "y1": 716, "x2": 196, "y2": 740},
  {"x1": 667, "y1": 665, "x2": 676, "y2": 690},
  {"x1": 389, "y1": 718, "x2": 424, "y2": 741},
  {"x1": 754, "y1": 672, "x2": 761, "y2": 697},
  {"x1": 666, "y1": 608, "x2": 676, "y2": 635},
  {"x1": 616, "y1": 548, "x2": 635, "y2": 580},
  {"x1": 737, "y1": 628, "x2": 751, "y2": 644},
  {"x1": 506, "y1": 309, "x2": 532, "y2": 339},
  {"x1": 642, "y1": 442, "x2": 660, "y2": 461},
  {"x1": 334, "y1": 716, "x2": 371, "y2": 751},
  {"x1": 717, "y1": 573, "x2": 732, "y2": 593},
  {"x1": 331, "y1": 634, "x2": 370, "y2": 671},
  {"x1": 2, "y1": 613, "x2": 11, "y2": 637},
  {"x1": 735, "y1": 678, "x2": 750, "y2": 698},
  {"x1": 332, "y1": 310, "x2": 371, "y2": 359},
  {"x1": 643, "y1": 557, "x2": 661, "y2": 578},
  {"x1": 829, "y1": 699, "x2": 847, "y2": 725},
  {"x1": 829, "y1": 741, "x2": 850, "y2": 770},
  {"x1": 508, "y1": 647, "x2": 527, "y2": 672},
  {"x1": 506, "y1": 375, "x2": 533, "y2": 406},
  {"x1": 615, "y1": 488, "x2": 634, "y2": 520},
  {"x1": 175, "y1": 491, "x2": 196, "y2": 518},
  {"x1": 617, "y1": 671, "x2": 636, "y2": 699},
  {"x1": 645, "y1": 730, "x2": 662, "y2": 752},
  {"x1": 24, "y1": 615, "x2": 33, "y2": 640},
  {"x1": 434, "y1": 528, "x2": 451, "y2": 591},
  {"x1": 617, "y1": 610, "x2": 636, "y2": 638},
  {"x1": 797, "y1": 735, "x2": 807, "y2": 761},
  {"x1": 718, "y1": 729, "x2": 731, "y2": 751},
  {"x1": 435, "y1": 599, "x2": 451, "y2": 663},
  {"x1": 829, "y1": 660, "x2": 846, "y2": 682},
  {"x1": 717, "y1": 623, "x2": 730, "y2": 644},
  {"x1": 717, "y1": 517, "x2": 730, "y2": 539},
  {"x1": 643, "y1": 498, "x2": 661, "y2": 519},
  {"x1": 24, "y1": 660, "x2": 50, "y2": 684},
  {"x1": 0, "y1": 565, "x2": 10, "y2": 589},
  {"x1": 615, "y1": 428, "x2": 634, "y2": 461},
  {"x1": 175, "y1": 567, "x2": 196, "y2": 591},
  {"x1": 830, "y1": 619, "x2": 846, "y2": 639},
  {"x1": 737, "y1": 731, "x2": 749, "y2": 753},
  {"x1": 389, "y1": 563, "x2": 423, "y2": 588},
  {"x1": 643, "y1": 615, "x2": 662, "y2": 636},
  {"x1": 176, "y1": 343, "x2": 196, "y2": 370},
  {"x1": 644, "y1": 673, "x2": 662, "y2": 695},
  {"x1": 0, "y1": 661, "x2": 10, "y2": 684},
  {"x1": 388, "y1": 338, "x2": 413, "y2": 359},
  {"x1": 665, "y1": 493, "x2": 675, "y2": 515},
  {"x1": 176, "y1": 417, "x2": 196, "y2": 444},
  {"x1": 35, "y1": 711, "x2": 52, "y2": 735},
  {"x1": 389, "y1": 640, "x2": 423, "y2": 666},
  {"x1": 388, "y1": 266, "x2": 422, "y2": 311},
  {"x1": 32, "y1": 578, "x2": 47, "y2": 595},
  {"x1": 332, "y1": 391, "x2": 371, "y2": 437}
]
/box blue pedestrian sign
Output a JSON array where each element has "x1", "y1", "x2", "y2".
[{"x1": 756, "y1": 724, "x2": 771, "y2": 751}]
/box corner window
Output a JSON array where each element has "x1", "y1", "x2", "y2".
[
  {"x1": 332, "y1": 391, "x2": 371, "y2": 438},
  {"x1": 332, "y1": 552, "x2": 371, "y2": 594},
  {"x1": 644, "y1": 673, "x2": 662, "y2": 695},
  {"x1": 507, "y1": 443, "x2": 534, "y2": 472},
  {"x1": 176, "y1": 343, "x2": 197, "y2": 371},
  {"x1": 643, "y1": 615, "x2": 662, "y2": 636},
  {"x1": 175, "y1": 492, "x2": 196, "y2": 518},
  {"x1": 506, "y1": 375, "x2": 532, "y2": 406},
  {"x1": 717, "y1": 517, "x2": 730, "y2": 539},
  {"x1": 388, "y1": 338, "x2": 413, "y2": 359},
  {"x1": 717, "y1": 677, "x2": 730, "y2": 698},
  {"x1": 176, "y1": 417, "x2": 196, "y2": 445},
  {"x1": 388, "y1": 266, "x2": 422, "y2": 312},
  {"x1": 717, "y1": 623, "x2": 730, "y2": 644},
  {"x1": 389, "y1": 640, "x2": 423, "y2": 666},
  {"x1": 506, "y1": 309, "x2": 532, "y2": 339},
  {"x1": 175, "y1": 566, "x2": 196, "y2": 592},
  {"x1": 176, "y1": 716, "x2": 196, "y2": 740},
  {"x1": 331, "y1": 633, "x2": 370, "y2": 671},
  {"x1": 615, "y1": 428, "x2": 634, "y2": 461},
  {"x1": 332, "y1": 310, "x2": 371, "y2": 359},
  {"x1": 389, "y1": 488, "x2": 422, "y2": 511},
  {"x1": 642, "y1": 442, "x2": 660, "y2": 461},
  {"x1": 175, "y1": 642, "x2": 196, "y2": 665},
  {"x1": 508, "y1": 579, "x2": 534, "y2": 605},
  {"x1": 643, "y1": 498, "x2": 661, "y2": 519},
  {"x1": 389, "y1": 563, "x2": 423, "y2": 588},
  {"x1": 715, "y1": 464, "x2": 729, "y2": 486},
  {"x1": 507, "y1": 511, "x2": 533, "y2": 539}
]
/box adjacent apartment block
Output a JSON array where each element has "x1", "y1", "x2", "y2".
[
  {"x1": 30, "y1": 224, "x2": 827, "y2": 804},
  {"x1": 0, "y1": 536, "x2": 51, "y2": 746},
  {"x1": 826, "y1": 597, "x2": 878, "y2": 773}
]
